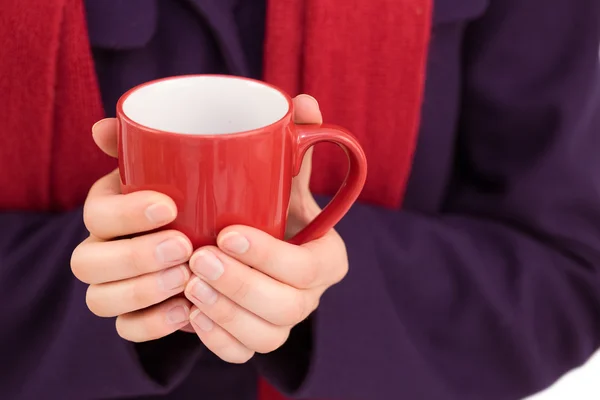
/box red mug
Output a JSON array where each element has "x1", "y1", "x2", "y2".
[{"x1": 116, "y1": 75, "x2": 367, "y2": 247}]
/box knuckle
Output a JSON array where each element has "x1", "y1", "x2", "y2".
[
  {"x1": 111, "y1": 209, "x2": 132, "y2": 234},
  {"x1": 115, "y1": 316, "x2": 139, "y2": 342},
  {"x1": 115, "y1": 314, "x2": 152, "y2": 343},
  {"x1": 200, "y1": 326, "x2": 254, "y2": 364},
  {"x1": 116, "y1": 203, "x2": 139, "y2": 230},
  {"x1": 220, "y1": 349, "x2": 254, "y2": 364},
  {"x1": 84, "y1": 197, "x2": 124, "y2": 238},
  {"x1": 124, "y1": 239, "x2": 148, "y2": 276},
  {"x1": 235, "y1": 351, "x2": 255, "y2": 364},
  {"x1": 254, "y1": 329, "x2": 290, "y2": 354},
  {"x1": 85, "y1": 195, "x2": 141, "y2": 239},
  {"x1": 333, "y1": 261, "x2": 349, "y2": 284},
  {"x1": 128, "y1": 279, "x2": 153, "y2": 309},
  {"x1": 70, "y1": 245, "x2": 88, "y2": 282},
  {"x1": 297, "y1": 262, "x2": 319, "y2": 289},
  {"x1": 212, "y1": 301, "x2": 239, "y2": 326},
  {"x1": 115, "y1": 317, "x2": 128, "y2": 340},
  {"x1": 229, "y1": 278, "x2": 250, "y2": 303},
  {"x1": 82, "y1": 199, "x2": 98, "y2": 234},
  {"x1": 275, "y1": 291, "x2": 306, "y2": 326},
  {"x1": 85, "y1": 286, "x2": 107, "y2": 317}
]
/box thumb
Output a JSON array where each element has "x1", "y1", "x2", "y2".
[
  {"x1": 92, "y1": 118, "x2": 118, "y2": 158},
  {"x1": 290, "y1": 94, "x2": 322, "y2": 204},
  {"x1": 293, "y1": 94, "x2": 323, "y2": 124},
  {"x1": 287, "y1": 95, "x2": 323, "y2": 236},
  {"x1": 291, "y1": 94, "x2": 321, "y2": 196}
]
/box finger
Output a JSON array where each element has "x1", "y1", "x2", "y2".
[
  {"x1": 189, "y1": 307, "x2": 255, "y2": 364},
  {"x1": 84, "y1": 171, "x2": 177, "y2": 239},
  {"x1": 116, "y1": 297, "x2": 191, "y2": 342},
  {"x1": 185, "y1": 277, "x2": 289, "y2": 354},
  {"x1": 188, "y1": 247, "x2": 310, "y2": 326},
  {"x1": 86, "y1": 264, "x2": 190, "y2": 317},
  {"x1": 92, "y1": 118, "x2": 118, "y2": 158},
  {"x1": 71, "y1": 231, "x2": 192, "y2": 284},
  {"x1": 286, "y1": 163, "x2": 323, "y2": 239},
  {"x1": 216, "y1": 226, "x2": 330, "y2": 290},
  {"x1": 180, "y1": 323, "x2": 195, "y2": 333},
  {"x1": 87, "y1": 168, "x2": 121, "y2": 197},
  {"x1": 293, "y1": 94, "x2": 322, "y2": 124}
]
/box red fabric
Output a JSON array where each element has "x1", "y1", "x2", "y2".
[
  {"x1": 264, "y1": 0, "x2": 432, "y2": 210},
  {"x1": 0, "y1": 0, "x2": 114, "y2": 211},
  {"x1": 0, "y1": 0, "x2": 431, "y2": 399}
]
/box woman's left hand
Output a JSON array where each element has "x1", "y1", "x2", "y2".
[{"x1": 183, "y1": 95, "x2": 349, "y2": 363}]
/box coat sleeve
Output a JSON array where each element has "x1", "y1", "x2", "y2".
[
  {"x1": 254, "y1": 1, "x2": 600, "y2": 399},
  {"x1": 0, "y1": 209, "x2": 201, "y2": 399}
]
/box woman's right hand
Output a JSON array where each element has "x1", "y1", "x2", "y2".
[{"x1": 70, "y1": 119, "x2": 194, "y2": 342}]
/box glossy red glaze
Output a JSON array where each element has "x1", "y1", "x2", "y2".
[{"x1": 117, "y1": 75, "x2": 367, "y2": 248}]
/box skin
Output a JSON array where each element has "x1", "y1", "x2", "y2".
[{"x1": 70, "y1": 95, "x2": 349, "y2": 363}]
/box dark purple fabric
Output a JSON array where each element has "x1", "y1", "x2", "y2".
[{"x1": 2, "y1": 0, "x2": 600, "y2": 399}]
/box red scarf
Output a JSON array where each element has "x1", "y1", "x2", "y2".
[{"x1": 0, "y1": 0, "x2": 431, "y2": 399}]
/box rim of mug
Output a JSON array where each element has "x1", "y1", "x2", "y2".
[{"x1": 116, "y1": 74, "x2": 294, "y2": 138}]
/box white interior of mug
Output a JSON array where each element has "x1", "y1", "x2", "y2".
[{"x1": 121, "y1": 76, "x2": 290, "y2": 135}]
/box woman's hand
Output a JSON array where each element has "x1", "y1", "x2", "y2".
[
  {"x1": 184, "y1": 95, "x2": 350, "y2": 363},
  {"x1": 70, "y1": 119, "x2": 194, "y2": 342},
  {"x1": 70, "y1": 95, "x2": 349, "y2": 355}
]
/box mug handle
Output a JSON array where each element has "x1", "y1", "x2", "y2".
[{"x1": 287, "y1": 123, "x2": 368, "y2": 245}]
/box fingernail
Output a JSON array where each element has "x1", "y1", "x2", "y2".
[
  {"x1": 159, "y1": 265, "x2": 189, "y2": 291},
  {"x1": 191, "y1": 250, "x2": 224, "y2": 281},
  {"x1": 145, "y1": 203, "x2": 175, "y2": 224},
  {"x1": 190, "y1": 277, "x2": 218, "y2": 305},
  {"x1": 155, "y1": 237, "x2": 190, "y2": 264},
  {"x1": 166, "y1": 305, "x2": 189, "y2": 324},
  {"x1": 219, "y1": 232, "x2": 250, "y2": 255},
  {"x1": 190, "y1": 309, "x2": 214, "y2": 332}
]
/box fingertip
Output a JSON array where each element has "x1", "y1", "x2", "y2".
[
  {"x1": 217, "y1": 225, "x2": 260, "y2": 241},
  {"x1": 293, "y1": 94, "x2": 323, "y2": 124},
  {"x1": 216, "y1": 225, "x2": 267, "y2": 253},
  {"x1": 115, "y1": 294, "x2": 193, "y2": 342},
  {"x1": 92, "y1": 118, "x2": 119, "y2": 158},
  {"x1": 144, "y1": 199, "x2": 178, "y2": 226},
  {"x1": 295, "y1": 94, "x2": 319, "y2": 109},
  {"x1": 92, "y1": 118, "x2": 117, "y2": 140},
  {"x1": 189, "y1": 306, "x2": 201, "y2": 321},
  {"x1": 84, "y1": 189, "x2": 179, "y2": 239},
  {"x1": 92, "y1": 117, "x2": 114, "y2": 131},
  {"x1": 189, "y1": 245, "x2": 220, "y2": 265}
]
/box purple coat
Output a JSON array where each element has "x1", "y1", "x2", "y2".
[{"x1": 2, "y1": 0, "x2": 600, "y2": 399}]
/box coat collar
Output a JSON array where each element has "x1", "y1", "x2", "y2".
[{"x1": 84, "y1": 0, "x2": 250, "y2": 76}]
